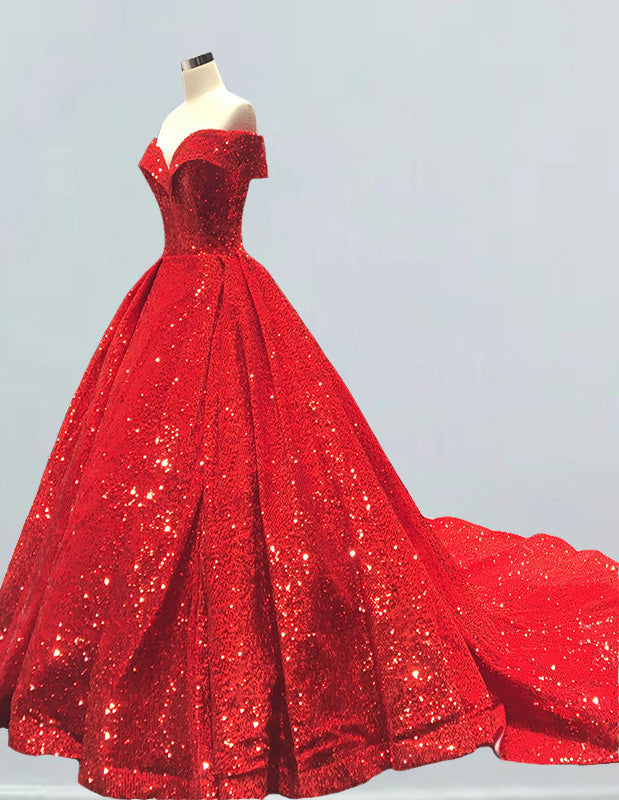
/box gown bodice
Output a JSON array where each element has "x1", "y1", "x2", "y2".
[{"x1": 138, "y1": 128, "x2": 268, "y2": 257}]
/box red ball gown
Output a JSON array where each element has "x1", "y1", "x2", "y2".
[{"x1": 0, "y1": 127, "x2": 617, "y2": 800}]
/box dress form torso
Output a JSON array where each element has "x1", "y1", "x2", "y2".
[{"x1": 155, "y1": 51, "x2": 258, "y2": 169}]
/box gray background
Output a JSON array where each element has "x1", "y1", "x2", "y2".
[{"x1": 1, "y1": 1, "x2": 618, "y2": 798}]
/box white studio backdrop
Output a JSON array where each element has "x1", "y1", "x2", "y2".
[{"x1": 1, "y1": 1, "x2": 618, "y2": 798}]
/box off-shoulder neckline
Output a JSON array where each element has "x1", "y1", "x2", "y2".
[{"x1": 151, "y1": 127, "x2": 264, "y2": 171}]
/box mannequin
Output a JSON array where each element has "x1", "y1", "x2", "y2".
[{"x1": 154, "y1": 51, "x2": 257, "y2": 169}]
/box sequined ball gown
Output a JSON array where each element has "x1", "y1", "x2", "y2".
[{"x1": 0, "y1": 128, "x2": 617, "y2": 800}]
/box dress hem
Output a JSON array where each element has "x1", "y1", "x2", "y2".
[{"x1": 3, "y1": 702, "x2": 617, "y2": 800}]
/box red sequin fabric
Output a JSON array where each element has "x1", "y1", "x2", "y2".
[{"x1": 0, "y1": 128, "x2": 617, "y2": 800}]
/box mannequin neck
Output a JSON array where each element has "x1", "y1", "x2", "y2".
[{"x1": 182, "y1": 60, "x2": 225, "y2": 102}]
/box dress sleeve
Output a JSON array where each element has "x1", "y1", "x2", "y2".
[{"x1": 243, "y1": 135, "x2": 269, "y2": 180}]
